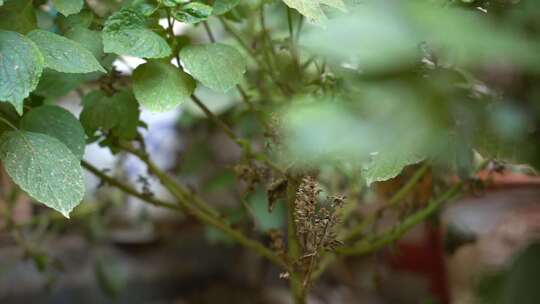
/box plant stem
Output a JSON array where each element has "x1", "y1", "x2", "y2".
[
  {"x1": 117, "y1": 143, "x2": 290, "y2": 270},
  {"x1": 118, "y1": 142, "x2": 220, "y2": 218},
  {"x1": 190, "y1": 95, "x2": 242, "y2": 146},
  {"x1": 165, "y1": 11, "x2": 181, "y2": 67},
  {"x1": 190, "y1": 94, "x2": 284, "y2": 174},
  {"x1": 311, "y1": 179, "x2": 461, "y2": 280},
  {"x1": 0, "y1": 116, "x2": 18, "y2": 131},
  {"x1": 259, "y1": 6, "x2": 278, "y2": 72},
  {"x1": 203, "y1": 21, "x2": 216, "y2": 43},
  {"x1": 81, "y1": 160, "x2": 179, "y2": 210},
  {"x1": 337, "y1": 182, "x2": 463, "y2": 255},
  {"x1": 387, "y1": 163, "x2": 430, "y2": 207},
  {"x1": 200, "y1": 21, "x2": 272, "y2": 132},
  {"x1": 286, "y1": 7, "x2": 301, "y2": 72},
  {"x1": 344, "y1": 163, "x2": 430, "y2": 241},
  {"x1": 218, "y1": 16, "x2": 289, "y2": 95},
  {"x1": 286, "y1": 178, "x2": 306, "y2": 303}
]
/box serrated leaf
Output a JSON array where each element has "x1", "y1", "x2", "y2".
[
  {"x1": 133, "y1": 61, "x2": 195, "y2": 112},
  {"x1": 21, "y1": 105, "x2": 86, "y2": 159},
  {"x1": 0, "y1": 0, "x2": 37, "y2": 34},
  {"x1": 0, "y1": 131, "x2": 85, "y2": 218},
  {"x1": 180, "y1": 43, "x2": 246, "y2": 92},
  {"x1": 0, "y1": 30, "x2": 43, "y2": 114},
  {"x1": 282, "y1": 0, "x2": 346, "y2": 23},
  {"x1": 174, "y1": 2, "x2": 213, "y2": 24},
  {"x1": 27, "y1": 29, "x2": 105, "y2": 74},
  {"x1": 102, "y1": 8, "x2": 171, "y2": 58},
  {"x1": 213, "y1": 0, "x2": 240, "y2": 15},
  {"x1": 52, "y1": 0, "x2": 84, "y2": 16}
]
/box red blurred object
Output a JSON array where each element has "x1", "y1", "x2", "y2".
[
  {"x1": 386, "y1": 223, "x2": 449, "y2": 304},
  {"x1": 382, "y1": 168, "x2": 540, "y2": 304}
]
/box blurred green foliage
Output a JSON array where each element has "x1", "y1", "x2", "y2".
[{"x1": 281, "y1": 0, "x2": 540, "y2": 183}]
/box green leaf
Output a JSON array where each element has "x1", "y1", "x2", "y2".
[
  {"x1": 213, "y1": 0, "x2": 240, "y2": 15},
  {"x1": 27, "y1": 29, "x2": 105, "y2": 74},
  {"x1": 56, "y1": 9, "x2": 94, "y2": 31},
  {"x1": 130, "y1": 0, "x2": 159, "y2": 16},
  {"x1": 0, "y1": 30, "x2": 43, "y2": 114},
  {"x1": 180, "y1": 43, "x2": 246, "y2": 92},
  {"x1": 362, "y1": 150, "x2": 426, "y2": 186},
  {"x1": 80, "y1": 90, "x2": 140, "y2": 139},
  {"x1": 161, "y1": 0, "x2": 179, "y2": 8},
  {"x1": 281, "y1": 0, "x2": 346, "y2": 23},
  {"x1": 174, "y1": 2, "x2": 213, "y2": 24},
  {"x1": 110, "y1": 90, "x2": 140, "y2": 140},
  {"x1": 65, "y1": 26, "x2": 104, "y2": 60},
  {"x1": 0, "y1": 0, "x2": 37, "y2": 34},
  {"x1": 0, "y1": 131, "x2": 85, "y2": 218},
  {"x1": 102, "y1": 8, "x2": 171, "y2": 58},
  {"x1": 80, "y1": 91, "x2": 119, "y2": 136},
  {"x1": 133, "y1": 61, "x2": 195, "y2": 112},
  {"x1": 52, "y1": 0, "x2": 84, "y2": 16},
  {"x1": 34, "y1": 69, "x2": 87, "y2": 99},
  {"x1": 21, "y1": 105, "x2": 86, "y2": 159}
]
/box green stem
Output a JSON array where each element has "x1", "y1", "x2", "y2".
[
  {"x1": 119, "y1": 143, "x2": 290, "y2": 270},
  {"x1": 218, "y1": 16, "x2": 289, "y2": 95},
  {"x1": 81, "y1": 160, "x2": 179, "y2": 211},
  {"x1": 337, "y1": 183, "x2": 462, "y2": 255},
  {"x1": 201, "y1": 21, "x2": 272, "y2": 133},
  {"x1": 286, "y1": 7, "x2": 300, "y2": 72},
  {"x1": 190, "y1": 95, "x2": 242, "y2": 146},
  {"x1": 344, "y1": 163, "x2": 429, "y2": 241},
  {"x1": 190, "y1": 94, "x2": 284, "y2": 175},
  {"x1": 118, "y1": 142, "x2": 220, "y2": 218},
  {"x1": 165, "y1": 11, "x2": 181, "y2": 67},
  {"x1": 310, "y1": 182, "x2": 462, "y2": 282},
  {"x1": 259, "y1": 6, "x2": 278, "y2": 72},
  {"x1": 0, "y1": 116, "x2": 18, "y2": 131},
  {"x1": 203, "y1": 21, "x2": 216, "y2": 43},
  {"x1": 387, "y1": 163, "x2": 430, "y2": 207}
]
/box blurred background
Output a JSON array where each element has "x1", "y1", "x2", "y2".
[{"x1": 1, "y1": 0, "x2": 540, "y2": 303}]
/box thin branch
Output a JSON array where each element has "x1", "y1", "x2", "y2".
[
  {"x1": 117, "y1": 143, "x2": 290, "y2": 270},
  {"x1": 344, "y1": 163, "x2": 430, "y2": 241},
  {"x1": 117, "y1": 142, "x2": 220, "y2": 218},
  {"x1": 191, "y1": 95, "x2": 242, "y2": 146},
  {"x1": 200, "y1": 21, "x2": 271, "y2": 132},
  {"x1": 203, "y1": 21, "x2": 216, "y2": 43},
  {"x1": 190, "y1": 94, "x2": 284, "y2": 174},
  {"x1": 218, "y1": 16, "x2": 289, "y2": 95},
  {"x1": 286, "y1": 7, "x2": 300, "y2": 72},
  {"x1": 81, "y1": 160, "x2": 179, "y2": 211},
  {"x1": 310, "y1": 181, "x2": 463, "y2": 280},
  {"x1": 166, "y1": 10, "x2": 182, "y2": 67},
  {"x1": 337, "y1": 182, "x2": 463, "y2": 255},
  {"x1": 0, "y1": 116, "x2": 18, "y2": 131}
]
